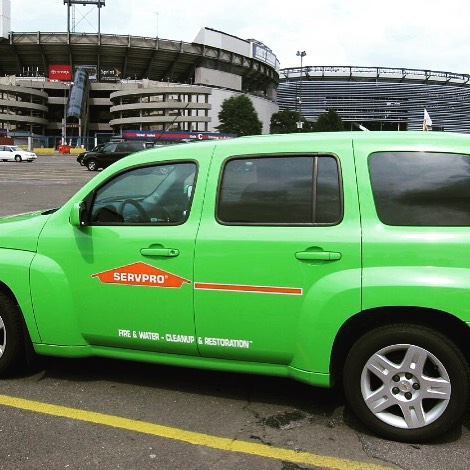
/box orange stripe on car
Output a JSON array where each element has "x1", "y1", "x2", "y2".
[{"x1": 194, "y1": 282, "x2": 302, "y2": 295}]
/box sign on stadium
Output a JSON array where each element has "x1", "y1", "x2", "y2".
[
  {"x1": 122, "y1": 131, "x2": 237, "y2": 141},
  {"x1": 48, "y1": 65, "x2": 73, "y2": 81}
]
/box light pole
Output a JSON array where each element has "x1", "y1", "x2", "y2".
[{"x1": 296, "y1": 50, "x2": 306, "y2": 131}]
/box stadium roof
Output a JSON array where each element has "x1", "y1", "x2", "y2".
[
  {"x1": 280, "y1": 65, "x2": 470, "y2": 86},
  {"x1": 0, "y1": 31, "x2": 278, "y2": 88}
]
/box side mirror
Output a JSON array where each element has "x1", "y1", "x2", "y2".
[{"x1": 69, "y1": 201, "x2": 87, "y2": 227}]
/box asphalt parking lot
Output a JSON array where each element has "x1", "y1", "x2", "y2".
[{"x1": 1, "y1": 155, "x2": 470, "y2": 469}]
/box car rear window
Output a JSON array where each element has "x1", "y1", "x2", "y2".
[
  {"x1": 217, "y1": 155, "x2": 342, "y2": 225},
  {"x1": 369, "y1": 151, "x2": 470, "y2": 226},
  {"x1": 119, "y1": 142, "x2": 144, "y2": 152}
]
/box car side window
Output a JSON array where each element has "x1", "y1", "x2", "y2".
[
  {"x1": 217, "y1": 155, "x2": 342, "y2": 225},
  {"x1": 102, "y1": 143, "x2": 118, "y2": 153},
  {"x1": 89, "y1": 162, "x2": 197, "y2": 225},
  {"x1": 369, "y1": 151, "x2": 470, "y2": 226}
]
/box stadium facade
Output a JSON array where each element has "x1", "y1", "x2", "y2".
[
  {"x1": 277, "y1": 65, "x2": 470, "y2": 132},
  {"x1": 0, "y1": 0, "x2": 279, "y2": 147}
]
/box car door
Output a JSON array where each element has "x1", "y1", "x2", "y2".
[
  {"x1": 194, "y1": 138, "x2": 362, "y2": 372},
  {"x1": 112, "y1": 142, "x2": 130, "y2": 164},
  {"x1": 0, "y1": 146, "x2": 13, "y2": 161},
  {"x1": 31, "y1": 155, "x2": 209, "y2": 355},
  {"x1": 97, "y1": 142, "x2": 118, "y2": 168}
]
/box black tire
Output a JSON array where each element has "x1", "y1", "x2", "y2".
[
  {"x1": 14, "y1": 155, "x2": 22, "y2": 162},
  {"x1": 0, "y1": 292, "x2": 28, "y2": 376},
  {"x1": 86, "y1": 158, "x2": 98, "y2": 171},
  {"x1": 343, "y1": 324, "x2": 469, "y2": 442}
]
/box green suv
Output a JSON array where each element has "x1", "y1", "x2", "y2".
[{"x1": 1, "y1": 131, "x2": 470, "y2": 442}]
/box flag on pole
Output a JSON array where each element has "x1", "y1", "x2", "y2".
[{"x1": 423, "y1": 108, "x2": 432, "y2": 131}]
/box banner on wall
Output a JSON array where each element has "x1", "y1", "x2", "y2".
[
  {"x1": 121, "y1": 131, "x2": 237, "y2": 141},
  {"x1": 48, "y1": 65, "x2": 73, "y2": 81}
]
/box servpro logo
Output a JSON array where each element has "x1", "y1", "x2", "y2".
[
  {"x1": 92, "y1": 262, "x2": 191, "y2": 288},
  {"x1": 92, "y1": 262, "x2": 302, "y2": 295}
]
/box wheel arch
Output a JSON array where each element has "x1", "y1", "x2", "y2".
[
  {"x1": 330, "y1": 307, "x2": 470, "y2": 385},
  {"x1": 0, "y1": 281, "x2": 19, "y2": 306}
]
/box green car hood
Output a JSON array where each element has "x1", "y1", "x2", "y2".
[{"x1": 0, "y1": 209, "x2": 54, "y2": 252}]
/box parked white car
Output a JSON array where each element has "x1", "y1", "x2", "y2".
[{"x1": 0, "y1": 145, "x2": 37, "y2": 162}]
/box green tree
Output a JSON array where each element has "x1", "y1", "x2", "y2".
[
  {"x1": 217, "y1": 94, "x2": 263, "y2": 136},
  {"x1": 313, "y1": 108, "x2": 344, "y2": 132},
  {"x1": 270, "y1": 109, "x2": 315, "y2": 134}
]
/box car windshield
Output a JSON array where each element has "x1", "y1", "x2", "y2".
[{"x1": 8, "y1": 146, "x2": 21, "y2": 151}]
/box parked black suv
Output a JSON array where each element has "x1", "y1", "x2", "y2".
[
  {"x1": 77, "y1": 143, "x2": 105, "y2": 166},
  {"x1": 82, "y1": 141, "x2": 147, "y2": 171}
]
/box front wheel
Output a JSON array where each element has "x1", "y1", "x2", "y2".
[
  {"x1": 343, "y1": 324, "x2": 469, "y2": 442},
  {"x1": 0, "y1": 292, "x2": 28, "y2": 376},
  {"x1": 14, "y1": 155, "x2": 22, "y2": 162},
  {"x1": 86, "y1": 158, "x2": 98, "y2": 171}
]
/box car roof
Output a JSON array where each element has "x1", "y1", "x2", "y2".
[{"x1": 223, "y1": 130, "x2": 470, "y2": 145}]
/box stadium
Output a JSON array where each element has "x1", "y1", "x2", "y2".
[
  {"x1": 2, "y1": 0, "x2": 470, "y2": 151},
  {"x1": 0, "y1": 0, "x2": 279, "y2": 148},
  {"x1": 277, "y1": 65, "x2": 470, "y2": 133}
]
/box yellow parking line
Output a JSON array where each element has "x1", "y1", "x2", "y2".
[{"x1": 0, "y1": 395, "x2": 392, "y2": 470}]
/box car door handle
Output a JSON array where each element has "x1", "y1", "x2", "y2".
[
  {"x1": 295, "y1": 251, "x2": 341, "y2": 261},
  {"x1": 140, "y1": 248, "x2": 179, "y2": 257}
]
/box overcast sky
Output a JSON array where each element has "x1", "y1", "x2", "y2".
[{"x1": 8, "y1": 0, "x2": 470, "y2": 74}]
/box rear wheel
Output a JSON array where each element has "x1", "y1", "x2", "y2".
[
  {"x1": 0, "y1": 292, "x2": 28, "y2": 376},
  {"x1": 343, "y1": 324, "x2": 469, "y2": 442}
]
